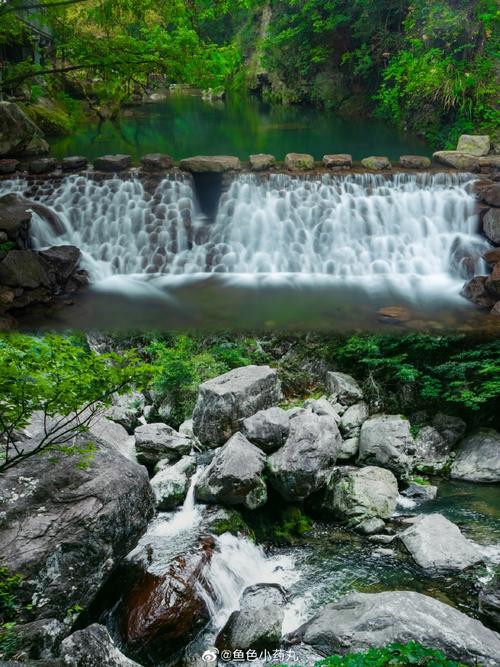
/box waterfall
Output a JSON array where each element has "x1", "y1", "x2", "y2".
[
  {"x1": 197, "y1": 533, "x2": 299, "y2": 631},
  {"x1": 0, "y1": 172, "x2": 488, "y2": 288},
  {"x1": 149, "y1": 467, "x2": 205, "y2": 539}
]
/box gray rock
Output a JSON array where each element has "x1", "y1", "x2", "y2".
[
  {"x1": 323, "y1": 154, "x2": 352, "y2": 169},
  {"x1": 457, "y1": 134, "x2": 491, "y2": 156},
  {"x1": 433, "y1": 151, "x2": 480, "y2": 171},
  {"x1": 323, "y1": 466, "x2": 398, "y2": 524},
  {"x1": 0, "y1": 158, "x2": 19, "y2": 174},
  {"x1": 249, "y1": 154, "x2": 276, "y2": 171},
  {"x1": 134, "y1": 423, "x2": 191, "y2": 467},
  {"x1": 483, "y1": 208, "x2": 500, "y2": 244},
  {"x1": 61, "y1": 156, "x2": 88, "y2": 172},
  {"x1": 140, "y1": 153, "x2": 173, "y2": 170},
  {"x1": 401, "y1": 482, "x2": 438, "y2": 503},
  {"x1": 400, "y1": 513, "x2": 482, "y2": 572},
  {"x1": 268, "y1": 411, "x2": 341, "y2": 501},
  {"x1": 361, "y1": 156, "x2": 391, "y2": 170},
  {"x1": 39, "y1": 245, "x2": 82, "y2": 283},
  {"x1": 94, "y1": 154, "x2": 132, "y2": 171},
  {"x1": 304, "y1": 397, "x2": 341, "y2": 421},
  {"x1": 60, "y1": 624, "x2": 141, "y2": 666},
  {"x1": 179, "y1": 418, "x2": 194, "y2": 437},
  {"x1": 432, "y1": 413, "x2": 467, "y2": 447},
  {"x1": 241, "y1": 407, "x2": 290, "y2": 452},
  {"x1": 12, "y1": 618, "x2": 66, "y2": 660},
  {"x1": 180, "y1": 155, "x2": 241, "y2": 172},
  {"x1": 480, "y1": 156, "x2": 500, "y2": 171},
  {"x1": 151, "y1": 456, "x2": 196, "y2": 510},
  {"x1": 195, "y1": 433, "x2": 267, "y2": 510},
  {"x1": 340, "y1": 402, "x2": 369, "y2": 436},
  {"x1": 0, "y1": 249, "x2": 52, "y2": 288},
  {"x1": 359, "y1": 415, "x2": 414, "y2": 477},
  {"x1": 29, "y1": 158, "x2": 57, "y2": 175},
  {"x1": 399, "y1": 155, "x2": 431, "y2": 169},
  {"x1": 481, "y1": 184, "x2": 500, "y2": 207},
  {"x1": 284, "y1": 153, "x2": 314, "y2": 170},
  {"x1": 217, "y1": 584, "x2": 286, "y2": 650},
  {"x1": 88, "y1": 414, "x2": 137, "y2": 462},
  {"x1": 192, "y1": 365, "x2": 282, "y2": 447},
  {"x1": 338, "y1": 436, "x2": 359, "y2": 461},
  {"x1": 356, "y1": 517, "x2": 386, "y2": 535},
  {"x1": 0, "y1": 434, "x2": 154, "y2": 621},
  {"x1": 325, "y1": 372, "x2": 363, "y2": 406},
  {"x1": 105, "y1": 390, "x2": 145, "y2": 432},
  {"x1": 0, "y1": 101, "x2": 47, "y2": 157},
  {"x1": 413, "y1": 425, "x2": 452, "y2": 473},
  {"x1": 289, "y1": 590, "x2": 500, "y2": 666},
  {"x1": 450, "y1": 429, "x2": 500, "y2": 482},
  {"x1": 479, "y1": 576, "x2": 500, "y2": 632}
]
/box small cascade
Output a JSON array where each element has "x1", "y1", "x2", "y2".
[
  {"x1": 0, "y1": 171, "x2": 489, "y2": 290},
  {"x1": 197, "y1": 532, "x2": 300, "y2": 632},
  {"x1": 150, "y1": 467, "x2": 205, "y2": 539}
]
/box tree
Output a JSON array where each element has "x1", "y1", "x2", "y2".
[{"x1": 0, "y1": 334, "x2": 151, "y2": 472}]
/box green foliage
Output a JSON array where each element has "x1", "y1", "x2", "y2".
[
  {"x1": 148, "y1": 335, "x2": 267, "y2": 427},
  {"x1": 0, "y1": 334, "x2": 152, "y2": 471},
  {"x1": 0, "y1": 242, "x2": 15, "y2": 253},
  {"x1": 273, "y1": 506, "x2": 312, "y2": 543},
  {"x1": 0, "y1": 567, "x2": 23, "y2": 661},
  {"x1": 333, "y1": 334, "x2": 500, "y2": 425},
  {"x1": 309, "y1": 641, "x2": 466, "y2": 666}
]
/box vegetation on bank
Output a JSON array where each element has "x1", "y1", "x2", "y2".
[
  {"x1": 1, "y1": 332, "x2": 499, "y2": 473},
  {"x1": 0, "y1": 1, "x2": 497, "y2": 144},
  {"x1": 307, "y1": 641, "x2": 468, "y2": 666}
]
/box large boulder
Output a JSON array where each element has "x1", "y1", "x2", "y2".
[
  {"x1": 0, "y1": 249, "x2": 52, "y2": 288},
  {"x1": 217, "y1": 584, "x2": 286, "y2": 651},
  {"x1": 38, "y1": 246, "x2": 82, "y2": 283},
  {"x1": 268, "y1": 411, "x2": 341, "y2": 501},
  {"x1": 432, "y1": 413, "x2": 466, "y2": 447},
  {"x1": 105, "y1": 390, "x2": 145, "y2": 432},
  {"x1": 11, "y1": 618, "x2": 66, "y2": 661},
  {"x1": 151, "y1": 455, "x2": 196, "y2": 510},
  {"x1": 140, "y1": 153, "x2": 173, "y2": 171},
  {"x1": 323, "y1": 154, "x2": 352, "y2": 169},
  {"x1": 59, "y1": 624, "x2": 141, "y2": 666},
  {"x1": 399, "y1": 513, "x2": 482, "y2": 572},
  {"x1": 0, "y1": 101, "x2": 48, "y2": 157},
  {"x1": 358, "y1": 415, "x2": 414, "y2": 477},
  {"x1": 461, "y1": 275, "x2": 496, "y2": 308},
  {"x1": 325, "y1": 371, "x2": 363, "y2": 406},
  {"x1": 289, "y1": 590, "x2": 500, "y2": 666},
  {"x1": 195, "y1": 433, "x2": 267, "y2": 510},
  {"x1": 119, "y1": 535, "x2": 214, "y2": 662},
  {"x1": 179, "y1": 155, "x2": 241, "y2": 172},
  {"x1": 484, "y1": 208, "x2": 500, "y2": 245},
  {"x1": 413, "y1": 425, "x2": 452, "y2": 473},
  {"x1": 241, "y1": 407, "x2": 290, "y2": 452},
  {"x1": 457, "y1": 134, "x2": 491, "y2": 156},
  {"x1": 192, "y1": 365, "x2": 282, "y2": 447},
  {"x1": 0, "y1": 434, "x2": 154, "y2": 621},
  {"x1": 481, "y1": 184, "x2": 500, "y2": 207},
  {"x1": 134, "y1": 423, "x2": 191, "y2": 467},
  {"x1": 322, "y1": 466, "x2": 398, "y2": 525},
  {"x1": 339, "y1": 402, "x2": 369, "y2": 437},
  {"x1": 0, "y1": 194, "x2": 32, "y2": 248},
  {"x1": 450, "y1": 429, "x2": 500, "y2": 482},
  {"x1": 486, "y1": 263, "x2": 500, "y2": 298},
  {"x1": 480, "y1": 576, "x2": 500, "y2": 632},
  {"x1": 87, "y1": 413, "x2": 137, "y2": 462},
  {"x1": 399, "y1": 155, "x2": 431, "y2": 169},
  {"x1": 433, "y1": 151, "x2": 480, "y2": 171}
]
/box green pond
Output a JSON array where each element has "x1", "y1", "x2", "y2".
[{"x1": 48, "y1": 94, "x2": 430, "y2": 161}]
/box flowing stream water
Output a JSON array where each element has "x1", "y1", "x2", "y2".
[{"x1": 2, "y1": 172, "x2": 493, "y2": 330}]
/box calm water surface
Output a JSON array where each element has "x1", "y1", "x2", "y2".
[{"x1": 48, "y1": 95, "x2": 430, "y2": 161}]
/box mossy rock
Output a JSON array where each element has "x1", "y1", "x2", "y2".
[
  {"x1": 23, "y1": 102, "x2": 73, "y2": 136},
  {"x1": 205, "y1": 507, "x2": 252, "y2": 537}
]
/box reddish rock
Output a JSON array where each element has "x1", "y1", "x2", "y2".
[
  {"x1": 481, "y1": 184, "x2": 500, "y2": 207},
  {"x1": 377, "y1": 306, "x2": 412, "y2": 323},
  {"x1": 486, "y1": 263, "x2": 500, "y2": 299},
  {"x1": 491, "y1": 302, "x2": 500, "y2": 317},
  {"x1": 461, "y1": 276, "x2": 496, "y2": 308},
  {"x1": 323, "y1": 154, "x2": 352, "y2": 169},
  {"x1": 483, "y1": 208, "x2": 500, "y2": 245},
  {"x1": 484, "y1": 249, "x2": 500, "y2": 265},
  {"x1": 0, "y1": 159, "x2": 19, "y2": 174},
  {"x1": 399, "y1": 155, "x2": 431, "y2": 169},
  {"x1": 140, "y1": 154, "x2": 174, "y2": 171},
  {"x1": 121, "y1": 537, "x2": 214, "y2": 662}
]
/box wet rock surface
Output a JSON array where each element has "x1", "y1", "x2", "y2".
[
  {"x1": 358, "y1": 414, "x2": 414, "y2": 477},
  {"x1": 450, "y1": 429, "x2": 500, "y2": 482}
]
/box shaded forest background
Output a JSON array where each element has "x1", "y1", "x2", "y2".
[{"x1": 0, "y1": 0, "x2": 499, "y2": 145}]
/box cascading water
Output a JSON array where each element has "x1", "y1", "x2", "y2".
[{"x1": 0, "y1": 172, "x2": 488, "y2": 286}]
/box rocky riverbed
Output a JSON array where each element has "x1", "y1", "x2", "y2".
[{"x1": 1, "y1": 358, "x2": 499, "y2": 666}]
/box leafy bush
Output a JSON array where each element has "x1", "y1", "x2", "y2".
[
  {"x1": 0, "y1": 334, "x2": 152, "y2": 471},
  {"x1": 0, "y1": 567, "x2": 23, "y2": 660},
  {"x1": 311, "y1": 641, "x2": 466, "y2": 666}
]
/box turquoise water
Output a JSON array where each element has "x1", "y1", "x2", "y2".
[{"x1": 48, "y1": 94, "x2": 430, "y2": 161}]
